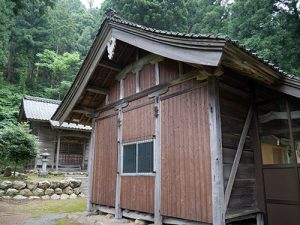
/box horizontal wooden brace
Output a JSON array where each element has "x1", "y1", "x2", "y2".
[
  {"x1": 73, "y1": 106, "x2": 95, "y2": 115},
  {"x1": 86, "y1": 85, "x2": 109, "y2": 95}
]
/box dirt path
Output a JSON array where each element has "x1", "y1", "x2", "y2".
[{"x1": 0, "y1": 200, "x2": 138, "y2": 225}]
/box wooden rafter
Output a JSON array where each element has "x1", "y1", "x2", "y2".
[
  {"x1": 99, "y1": 60, "x2": 123, "y2": 72},
  {"x1": 86, "y1": 85, "x2": 109, "y2": 95}
]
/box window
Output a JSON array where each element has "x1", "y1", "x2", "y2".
[{"x1": 122, "y1": 140, "x2": 154, "y2": 174}]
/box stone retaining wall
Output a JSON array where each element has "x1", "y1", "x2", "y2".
[{"x1": 0, "y1": 179, "x2": 85, "y2": 200}]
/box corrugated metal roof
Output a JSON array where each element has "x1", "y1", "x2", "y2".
[{"x1": 22, "y1": 95, "x2": 91, "y2": 131}]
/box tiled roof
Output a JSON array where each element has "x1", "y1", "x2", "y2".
[
  {"x1": 22, "y1": 95, "x2": 91, "y2": 131},
  {"x1": 105, "y1": 9, "x2": 299, "y2": 81}
]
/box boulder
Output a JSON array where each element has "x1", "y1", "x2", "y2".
[
  {"x1": 6, "y1": 188, "x2": 19, "y2": 196},
  {"x1": 78, "y1": 193, "x2": 85, "y2": 198},
  {"x1": 28, "y1": 196, "x2": 40, "y2": 200},
  {"x1": 13, "y1": 181, "x2": 26, "y2": 190},
  {"x1": 134, "y1": 219, "x2": 147, "y2": 225},
  {"x1": 27, "y1": 181, "x2": 37, "y2": 191},
  {"x1": 13, "y1": 195, "x2": 27, "y2": 200},
  {"x1": 38, "y1": 181, "x2": 50, "y2": 189},
  {"x1": 1, "y1": 196, "x2": 11, "y2": 200},
  {"x1": 55, "y1": 188, "x2": 63, "y2": 195},
  {"x1": 60, "y1": 194, "x2": 69, "y2": 200},
  {"x1": 69, "y1": 193, "x2": 77, "y2": 199},
  {"x1": 50, "y1": 181, "x2": 60, "y2": 189},
  {"x1": 45, "y1": 188, "x2": 54, "y2": 195},
  {"x1": 50, "y1": 194, "x2": 60, "y2": 200},
  {"x1": 32, "y1": 188, "x2": 44, "y2": 196},
  {"x1": 41, "y1": 195, "x2": 50, "y2": 200},
  {"x1": 3, "y1": 167, "x2": 12, "y2": 177},
  {"x1": 63, "y1": 186, "x2": 73, "y2": 195},
  {"x1": 0, "y1": 181, "x2": 13, "y2": 189},
  {"x1": 73, "y1": 188, "x2": 81, "y2": 195},
  {"x1": 0, "y1": 190, "x2": 5, "y2": 197},
  {"x1": 19, "y1": 189, "x2": 32, "y2": 197},
  {"x1": 68, "y1": 179, "x2": 81, "y2": 188},
  {"x1": 59, "y1": 180, "x2": 69, "y2": 189}
]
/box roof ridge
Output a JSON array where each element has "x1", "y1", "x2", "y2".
[
  {"x1": 24, "y1": 95, "x2": 61, "y2": 105},
  {"x1": 105, "y1": 12, "x2": 298, "y2": 80}
]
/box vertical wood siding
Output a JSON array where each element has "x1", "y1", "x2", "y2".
[
  {"x1": 124, "y1": 72, "x2": 135, "y2": 97},
  {"x1": 121, "y1": 103, "x2": 155, "y2": 213},
  {"x1": 161, "y1": 85, "x2": 212, "y2": 223},
  {"x1": 140, "y1": 64, "x2": 155, "y2": 91},
  {"x1": 92, "y1": 115, "x2": 117, "y2": 206},
  {"x1": 121, "y1": 176, "x2": 155, "y2": 213},
  {"x1": 159, "y1": 59, "x2": 179, "y2": 84},
  {"x1": 123, "y1": 103, "x2": 155, "y2": 143},
  {"x1": 109, "y1": 80, "x2": 120, "y2": 103}
]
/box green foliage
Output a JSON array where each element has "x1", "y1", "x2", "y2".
[
  {"x1": 0, "y1": 123, "x2": 38, "y2": 173},
  {"x1": 0, "y1": 82, "x2": 22, "y2": 129}
]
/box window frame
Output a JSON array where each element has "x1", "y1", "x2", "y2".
[{"x1": 121, "y1": 139, "x2": 155, "y2": 176}]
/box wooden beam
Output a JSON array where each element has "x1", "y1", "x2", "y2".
[
  {"x1": 115, "y1": 54, "x2": 164, "y2": 81},
  {"x1": 99, "y1": 60, "x2": 123, "y2": 72},
  {"x1": 153, "y1": 95, "x2": 162, "y2": 225},
  {"x1": 97, "y1": 69, "x2": 204, "y2": 113},
  {"x1": 207, "y1": 76, "x2": 225, "y2": 225},
  {"x1": 55, "y1": 133, "x2": 61, "y2": 171},
  {"x1": 115, "y1": 102, "x2": 128, "y2": 219},
  {"x1": 259, "y1": 110, "x2": 300, "y2": 123},
  {"x1": 86, "y1": 85, "x2": 109, "y2": 95},
  {"x1": 224, "y1": 104, "x2": 254, "y2": 211},
  {"x1": 87, "y1": 119, "x2": 96, "y2": 212}
]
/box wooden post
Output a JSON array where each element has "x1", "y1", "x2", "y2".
[
  {"x1": 154, "y1": 95, "x2": 162, "y2": 225},
  {"x1": 87, "y1": 119, "x2": 96, "y2": 212},
  {"x1": 82, "y1": 142, "x2": 86, "y2": 170},
  {"x1": 115, "y1": 102, "x2": 128, "y2": 219},
  {"x1": 155, "y1": 62, "x2": 160, "y2": 85},
  {"x1": 207, "y1": 76, "x2": 225, "y2": 225},
  {"x1": 55, "y1": 133, "x2": 61, "y2": 171},
  {"x1": 224, "y1": 104, "x2": 253, "y2": 211},
  {"x1": 256, "y1": 213, "x2": 264, "y2": 225}
]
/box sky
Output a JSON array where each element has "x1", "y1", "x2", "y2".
[{"x1": 80, "y1": 0, "x2": 105, "y2": 8}]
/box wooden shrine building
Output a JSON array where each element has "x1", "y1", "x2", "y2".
[
  {"x1": 52, "y1": 10, "x2": 300, "y2": 225},
  {"x1": 19, "y1": 95, "x2": 91, "y2": 171}
]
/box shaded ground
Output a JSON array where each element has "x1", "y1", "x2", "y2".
[{"x1": 0, "y1": 199, "x2": 138, "y2": 225}]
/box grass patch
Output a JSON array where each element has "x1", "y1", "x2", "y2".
[
  {"x1": 0, "y1": 173, "x2": 65, "y2": 182},
  {"x1": 17, "y1": 198, "x2": 86, "y2": 217}
]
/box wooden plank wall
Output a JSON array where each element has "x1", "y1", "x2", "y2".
[
  {"x1": 35, "y1": 122, "x2": 56, "y2": 167},
  {"x1": 161, "y1": 85, "x2": 212, "y2": 223},
  {"x1": 92, "y1": 115, "x2": 118, "y2": 206},
  {"x1": 140, "y1": 64, "x2": 155, "y2": 91},
  {"x1": 121, "y1": 103, "x2": 155, "y2": 213},
  {"x1": 219, "y1": 74, "x2": 258, "y2": 216}
]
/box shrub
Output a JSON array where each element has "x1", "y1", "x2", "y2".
[{"x1": 0, "y1": 123, "x2": 38, "y2": 175}]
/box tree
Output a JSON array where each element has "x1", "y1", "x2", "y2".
[
  {"x1": 0, "y1": 123, "x2": 38, "y2": 175},
  {"x1": 35, "y1": 50, "x2": 81, "y2": 99}
]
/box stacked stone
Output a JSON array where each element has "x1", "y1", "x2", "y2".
[{"x1": 0, "y1": 179, "x2": 85, "y2": 200}]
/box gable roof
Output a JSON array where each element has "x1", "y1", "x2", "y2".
[
  {"x1": 20, "y1": 95, "x2": 91, "y2": 131},
  {"x1": 52, "y1": 10, "x2": 300, "y2": 125}
]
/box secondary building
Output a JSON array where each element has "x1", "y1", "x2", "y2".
[
  {"x1": 52, "y1": 10, "x2": 300, "y2": 225},
  {"x1": 19, "y1": 95, "x2": 91, "y2": 171}
]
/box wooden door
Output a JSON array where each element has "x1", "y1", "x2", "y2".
[{"x1": 258, "y1": 97, "x2": 300, "y2": 225}]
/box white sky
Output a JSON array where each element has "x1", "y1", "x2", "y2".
[{"x1": 80, "y1": 0, "x2": 105, "y2": 8}]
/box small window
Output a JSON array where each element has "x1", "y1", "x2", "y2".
[{"x1": 122, "y1": 140, "x2": 154, "y2": 175}]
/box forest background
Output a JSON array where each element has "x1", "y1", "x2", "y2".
[{"x1": 0, "y1": 0, "x2": 300, "y2": 128}]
